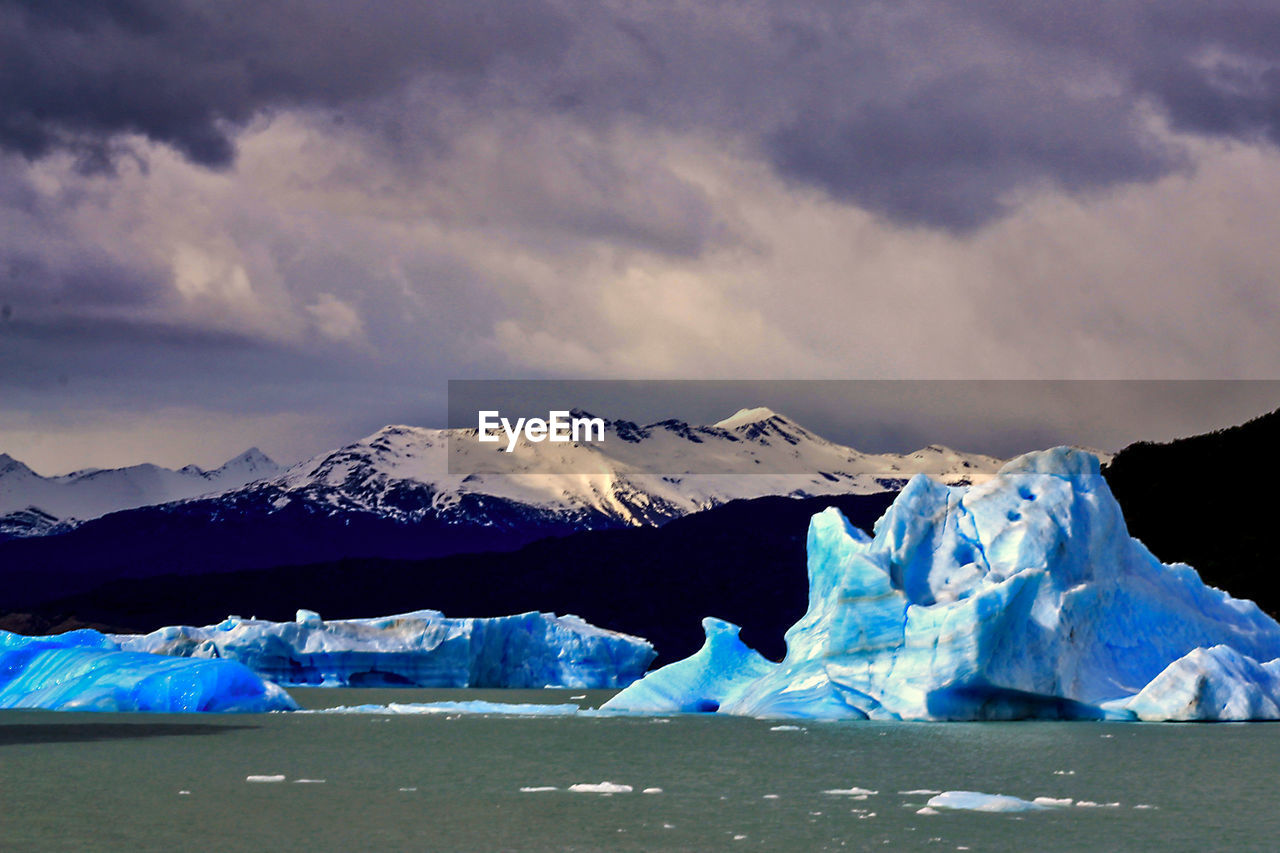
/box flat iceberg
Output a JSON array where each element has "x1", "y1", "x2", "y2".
[
  {"x1": 607, "y1": 448, "x2": 1280, "y2": 721},
  {"x1": 309, "y1": 701, "x2": 584, "y2": 716},
  {"x1": 601, "y1": 618, "x2": 773, "y2": 713},
  {"x1": 117, "y1": 609, "x2": 655, "y2": 689},
  {"x1": 0, "y1": 629, "x2": 297, "y2": 712},
  {"x1": 927, "y1": 791, "x2": 1052, "y2": 812}
]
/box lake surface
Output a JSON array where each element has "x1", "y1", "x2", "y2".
[{"x1": 1, "y1": 688, "x2": 1276, "y2": 851}]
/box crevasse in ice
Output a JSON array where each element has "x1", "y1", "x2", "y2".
[
  {"x1": 607, "y1": 447, "x2": 1280, "y2": 721},
  {"x1": 0, "y1": 629, "x2": 298, "y2": 712},
  {"x1": 117, "y1": 609, "x2": 656, "y2": 689}
]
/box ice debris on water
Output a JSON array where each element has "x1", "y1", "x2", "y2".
[
  {"x1": 605, "y1": 449, "x2": 1280, "y2": 721},
  {"x1": 307, "y1": 701, "x2": 583, "y2": 716},
  {"x1": 927, "y1": 791, "x2": 1052, "y2": 813},
  {"x1": 569, "y1": 782, "x2": 633, "y2": 794},
  {"x1": 117, "y1": 609, "x2": 654, "y2": 689},
  {"x1": 246, "y1": 775, "x2": 286, "y2": 783}
]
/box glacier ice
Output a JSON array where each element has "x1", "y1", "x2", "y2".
[
  {"x1": 601, "y1": 617, "x2": 773, "y2": 713},
  {"x1": 607, "y1": 447, "x2": 1280, "y2": 721},
  {"x1": 1113, "y1": 644, "x2": 1280, "y2": 721},
  {"x1": 117, "y1": 609, "x2": 655, "y2": 689},
  {"x1": 0, "y1": 629, "x2": 297, "y2": 713}
]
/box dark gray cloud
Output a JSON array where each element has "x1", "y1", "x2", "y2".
[
  {"x1": 0, "y1": 0, "x2": 568, "y2": 169},
  {"x1": 5, "y1": 2, "x2": 1280, "y2": 227},
  {"x1": 7, "y1": 1, "x2": 1280, "y2": 227},
  {"x1": 3, "y1": 1, "x2": 1280, "y2": 472}
]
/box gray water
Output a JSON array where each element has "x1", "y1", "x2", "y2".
[{"x1": 1, "y1": 688, "x2": 1276, "y2": 851}]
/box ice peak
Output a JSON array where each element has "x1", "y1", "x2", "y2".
[{"x1": 714, "y1": 407, "x2": 781, "y2": 429}]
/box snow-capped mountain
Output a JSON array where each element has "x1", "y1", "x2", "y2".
[
  {"x1": 227, "y1": 407, "x2": 1003, "y2": 529},
  {"x1": 0, "y1": 448, "x2": 281, "y2": 536}
]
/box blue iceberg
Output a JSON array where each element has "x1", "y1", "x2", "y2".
[
  {"x1": 117, "y1": 609, "x2": 656, "y2": 689},
  {"x1": 602, "y1": 618, "x2": 773, "y2": 713},
  {"x1": 608, "y1": 448, "x2": 1280, "y2": 721},
  {"x1": 0, "y1": 629, "x2": 297, "y2": 712}
]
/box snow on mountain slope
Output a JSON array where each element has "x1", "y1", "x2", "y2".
[
  {"x1": 0, "y1": 448, "x2": 281, "y2": 532},
  {"x1": 228, "y1": 408, "x2": 1005, "y2": 529}
]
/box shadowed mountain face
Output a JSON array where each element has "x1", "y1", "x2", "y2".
[
  {"x1": 0, "y1": 410, "x2": 998, "y2": 611},
  {"x1": 1, "y1": 492, "x2": 899, "y2": 665},
  {"x1": 1102, "y1": 407, "x2": 1280, "y2": 619},
  {"x1": 4, "y1": 408, "x2": 1277, "y2": 666}
]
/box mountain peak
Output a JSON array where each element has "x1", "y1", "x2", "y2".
[
  {"x1": 713, "y1": 407, "x2": 781, "y2": 430},
  {"x1": 0, "y1": 453, "x2": 35, "y2": 478},
  {"x1": 215, "y1": 447, "x2": 278, "y2": 475}
]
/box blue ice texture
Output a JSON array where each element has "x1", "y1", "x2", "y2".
[
  {"x1": 605, "y1": 448, "x2": 1280, "y2": 721},
  {"x1": 0, "y1": 629, "x2": 298, "y2": 712},
  {"x1": 117, "y1": 609, "x2": 656, "y2": 689}
]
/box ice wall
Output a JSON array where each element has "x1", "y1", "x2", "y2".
[
  {"x1": 0, "y1": 629, "x2": 297, "y2": 712},
  {"x1": 608, "y1": 448, "x2": 1280, "y2": 721},
  {"x1": 118, "y1": 609, "x2": 656, "y2": 689}
]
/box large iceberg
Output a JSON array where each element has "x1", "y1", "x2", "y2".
[
  {"x1": 117, "y1": 609, "x2": 656, "y2": 689},
  {"x1": 606, "y1": 448, "x2": 1280, "y2": 721},
  {"x1": 0, "y1": 629, "x2": 297, "y2": 712}
]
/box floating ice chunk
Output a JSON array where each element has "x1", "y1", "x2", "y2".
[
  {"x1": 293, "y1": 779, "x2": 326, "y2": 784},
  {"x1": 520, "y1": 787, "x2": 558, "y2": 792},
  {"x1": 602, "y1": 618, "x2": 774, "y2": 713},
  {"x1": 246, "y1": 775, "x2": 285, "y2": 783},
  {"x1": 900, "y1": 789, "x2": 942, "y2": 795},
  {"x1": 1115, "y1": 645, "x2": 1280, "y2": 721},
  {"x1": 927, "y1": 791, "x2": 1051, "y2": 812},
  {"x1": 309, "y1": 701, "x2": 582, "y2": 716},
  {"x1": 1033, "y1": 796, "x2": 1072, "y2": 806},
  {"x1": 763, "y1": 794, "x2": 779, "y2": 799},
  {"x1": 916, "y1": 806, "x2": 940, "y2": 815},
  {"x1": 770, "y1": 725, "x2": 803, "y2": 731},
  {"x1": 823, "y1": 787, "x2": 878, "y2": 796},
  {"x1": 0, "y1": 629, "x2": 296, "y2": 713},
  {"x1": 606, "y1": 448, "x2": 1280, "y2": 721},
  {"x1": 642, "y1": 787, "x2": 663, "y2": 794},
  {"x1": 569, "y1": 782, "x2": 633, "y2": 794},
  {"x1": 117, "y1": 609, "x2": 654, "y2": 690}
]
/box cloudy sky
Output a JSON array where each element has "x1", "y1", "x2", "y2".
[{"x1": 3, "y1": 1, "x2": 1280, "y2": 472}]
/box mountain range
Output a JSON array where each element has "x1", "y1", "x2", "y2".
[
  {"x1": 0, "y1": 448, "x2": 280, "y2": 538},
  {"x1": 2, "y1": 405, "x2": 1276, "y2": 664},
  {"x1": 0, "y1": 408, "x2": 1002, "y2": 610}
]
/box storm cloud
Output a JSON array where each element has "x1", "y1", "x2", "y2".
[
  {"x1": 6, "y1": 1, "x2": 1280, "y2": 227},
  {"x1": 2, "y1": 1, "x2": 1280, "y2": 471}
]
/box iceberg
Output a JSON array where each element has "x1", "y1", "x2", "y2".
[
  {"x1": 602, "y1": 618, "x2": 773, "y2": 713},
  {"x1": 0, "y1": 629, "x2": 297, "y2": 712},
  {"x1": 607, "y1": 448, "x2": 1280, "y2": 721},
  {"x1": 927, "y1": 791, "x2": 1053, "y2": 813},
  {"x1": 117, "y1": 609, "x2": 655, "y2": 689},
  {"x1": 1113, "y1": 645, "x2": 1280, "y2": 721}
]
